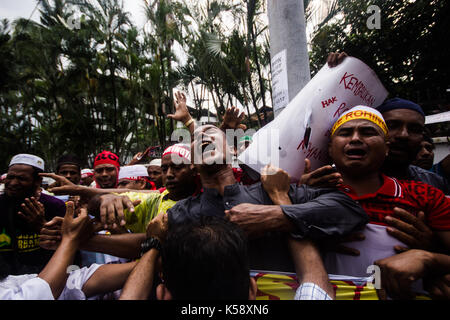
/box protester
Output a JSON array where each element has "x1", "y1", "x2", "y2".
[
  {"x1": 377, "y1": 98, "x2": 449, "y2": 194},
  {"x1": 261, "y1": 106, "x2": 450, "y2": 298},
  {"x1": 327, "y1": 51, "x2": 449, "y2": 194},
  {"x1": 0, "y1": 202, "x2": 136, "y2": 300},
  {"x1": 117, "y1": 165, "x2": 155, "y2": 190},
  {"x1": 326, "y1": 106, "x2": 449, "y2": 256},
  {"x1": 0, "y1": 154, "x2": 66, "y2": 275},
  {"x1": 146, "y1": 159, "x2": 163, "y2": 190},
  {"x1": 93, "y1": 151, "x2": 120, "y2": 189},
  {"x1": 39, "y1": 143, "x2": 199, "y2": 257},
  {"x1": 96, "y1": 124, "x2": 367, "y2": 273},
  {"x1": 412, "y1": 133, "x2": 435, "y2": 170},
  {"x1": 120, "y1": 213, "x2": 333, "y2": 300},
  {"x1": 120, "y1": 214, "x2": 257, "y2": 300},
  {"x1": 55, "y1": 154, "x2": 82, "y2": 185},
  {"x1": 80, "y1": 169, "x2": 94, "y2": 187}
]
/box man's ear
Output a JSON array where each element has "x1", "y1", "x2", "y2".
[
  {"x1": 248, "y1": 277, "x2": 257, "y2": 300},
  {"x1": 156, "y1": 283, "x2": 172, "y2": 300}
]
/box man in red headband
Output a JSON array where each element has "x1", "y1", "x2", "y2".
[{"x1": 93, "y1": 151, "x2": 120, "y2": 189}]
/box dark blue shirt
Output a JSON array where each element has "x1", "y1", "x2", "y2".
[
  {"x1": 168, "y1": 182, "x2": 368, "y2": 272},
  {"x1": 0, "y1": 193, "x2": 66, "y2": 275}
]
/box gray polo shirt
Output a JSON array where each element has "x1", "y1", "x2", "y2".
[{"x1": 168, "y1": 182, "x2": 368, "y2": 272}]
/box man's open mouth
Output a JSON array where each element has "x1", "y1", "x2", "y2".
[{"x1": 344, "y1": 148, "x2": 367, "y2": 158}]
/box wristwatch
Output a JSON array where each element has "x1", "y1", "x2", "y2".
[{"x1": 140, "y1": 237, "x2": 162, "y2": 256}]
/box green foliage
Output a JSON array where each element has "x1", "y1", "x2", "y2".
[
  {"x1": 309, "y1": 0, "x2": 450, "y2": 113},
  {"x1": 0, "y1": 0, "x2": 272, "y2": 171}
]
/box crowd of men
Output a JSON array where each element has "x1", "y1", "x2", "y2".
[{"x1": 1, "y1": 53, "x2": 449, "y2": 300}]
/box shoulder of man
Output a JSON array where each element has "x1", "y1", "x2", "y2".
[
  {"x1": 408, "y1": 165, "x2": 450, "y2": 194},
  {"x1": 166, "y1": 194, "x2": 199, "y2": 226},
  {"x1": 38, "y1": 193, "x2": 66, "y2": 217}
]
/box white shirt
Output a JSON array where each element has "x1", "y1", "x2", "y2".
[{"x1": 0, "y1": 264, "x2": 101, "y2": 300}]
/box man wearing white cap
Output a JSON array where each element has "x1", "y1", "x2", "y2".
[
  {"x1": 146, "y1": 159, "x2": 163, "y2": 190},
  {"x1": 80, "y1": 169, "x2": 95, "y2": 187},
  {"x1": 0, "y1": 154, "x2": 66, "y2": 275},
  {"x1": 118, "y1": 165, "x2": 155, "y2": 190}
]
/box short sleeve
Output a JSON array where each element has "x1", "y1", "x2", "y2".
[
  {"x1": 0, "y1": 276, "x2": 54, "y2": 300},
  {"x1": 58, "y1": 264, "x2": 102, "y2": 300},
  {"x1": 120, "y1": 192, "x2": 162, "y2": 233}
]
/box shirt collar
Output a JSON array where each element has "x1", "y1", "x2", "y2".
[
  {"x1": 339, "y1": 174, "x2": 401, "y2": 199},
  {"x1": 202, "y1": 183, "x2": 241, "y2": 198}
]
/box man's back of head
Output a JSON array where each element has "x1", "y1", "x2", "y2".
[{"x1": 160, "y1": 216, "x2": 255, "y2": 300}]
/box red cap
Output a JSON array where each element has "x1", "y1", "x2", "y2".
[{"x1": 94, "y1": 151, "x2": 120, "y2": 168}]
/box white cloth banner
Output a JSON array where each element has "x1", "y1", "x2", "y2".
[{"x1": 238, "y1": 57, "x2": 388, "y2": 181}]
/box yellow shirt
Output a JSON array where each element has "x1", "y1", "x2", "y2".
[{"x1": 121, "y1": 190, "x2": 176, "y2": 233}]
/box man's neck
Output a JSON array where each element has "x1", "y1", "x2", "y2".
[
  {"x1": 199, "y1": 165, "x2": 237, "y2": 196},
  {"x1": 382, "y1": 162, "x2": 410, "y2": 180},
  {"x1": 342, "y1": 171, "x2": 383, "y2": 197},
  {"x1": 168, "y1": 185, "x2": 197, "y2": 201}
]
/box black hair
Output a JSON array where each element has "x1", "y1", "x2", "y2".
[
  {"x1": 161, "y1": 216, "x2": 250, "y2": 300},
  {"x1": 56, "y1": 154, "x2": 82, "y2": 172}
]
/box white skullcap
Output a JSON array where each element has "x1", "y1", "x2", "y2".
[
  {"x1": 81, "y1": 169, "x2": 93, "y2": 175},
  {"x1": 9, "y1": 154, "x2": 45, "y2": 171},
  {"x1": 118, "y1": 165, "x2": 149, "y2": 180},
  {"x1": 148, "y1": 159, "x2": 161, "y2": 167}
]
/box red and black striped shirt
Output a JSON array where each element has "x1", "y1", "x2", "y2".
[{"x1": 339, "y1": 174, "x2": 450, "y2": 230}]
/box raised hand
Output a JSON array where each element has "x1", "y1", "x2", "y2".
[
  {"x1": 168, "y1": 91, "x2": 192, "y2": 124},
  {"x1": 220, "y1": 106, "x2": 246, "y2": 131},
  {"x1": 18, "y1": 197, "x2": 47, "y2": 232},
  {"x1": 61, "y1": 202, "x2": 90, "y2": 245},
  {"x1": 327, "y1": 51, "x2": 348, "y2": 68},
  {"x1": 298, "y1": 158, "x2": 343, "y2": 188}
]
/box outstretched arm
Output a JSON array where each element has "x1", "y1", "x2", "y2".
[
  {"x1": 81, "y1": 261, "x2": 138, "y2": 298},
  {"x1": 119, "y1": 249, "x2": 159, "y2": 300},
  {"x1": 120, "y1": 213, "x2": 168, "y2": 300},
  {"x1": 38, "y1": 202, "x2": 90, "y2": 299}
]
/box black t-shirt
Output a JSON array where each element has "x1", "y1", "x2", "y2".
[{"x1": 0, "y1": 193, "x2": 66, "y2": 275}]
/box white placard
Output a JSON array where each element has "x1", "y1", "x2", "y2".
[
  {"x1": 425, "y1": 111, "x2": 450, "y2": 124},
  {"x1": 271, "y1": 49, "x2": 289, "y2": 112},
  {"x1": 239, "y1": 57, "x2": 388, "y2": 181}
]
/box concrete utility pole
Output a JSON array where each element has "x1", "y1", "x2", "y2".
[{"x1": 267, "y1": 0, "x2": 311, "y2": 117}]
